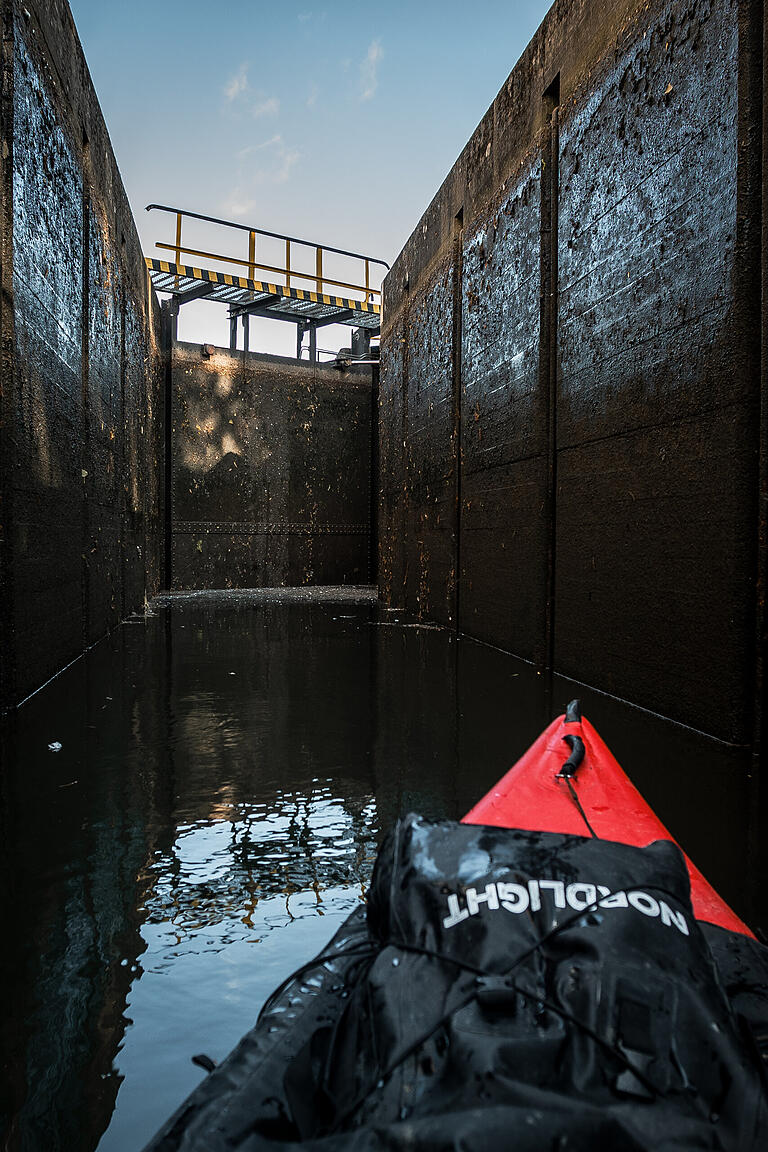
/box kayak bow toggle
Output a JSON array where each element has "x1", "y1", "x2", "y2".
[
  {"x1": 558, "y1": 699, "x2": 586, "y2": 779},
  {"x1": 556, "y1": 700, "x2": 594, "y2": 835}
]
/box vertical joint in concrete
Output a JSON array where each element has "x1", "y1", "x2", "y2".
[
  {"x1": 162, "y1": 300, "x2": 174, "y2": 590},
  {"x1": 540, "y1": 74, "x2": 560, "y2": 672},
  {"x1": 80, "y1": 132, "x2": 91, "y2": 647},
  {"x1": 751, "y1": 0, "x2": 767, "y2": 923},
  {"x1": 0, "y1": 0, "x2": 15, "y2": 710},
  {"x1": 119, "y1": 258, "x2": 127, "y2": 618},
  {"x1": 369, "y1": 338, "x2": 379, "y2": 583},
  {"x1": 452, "y1": 206, "x2": 464, "y2": 630},
  {"x1": 400, "y1": 267, "x2": 410, "y2": 612}
]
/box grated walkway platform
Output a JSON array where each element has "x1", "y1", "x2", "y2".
[{"x1": 145, "y1": 257, "x2": 381, "y2": 330}]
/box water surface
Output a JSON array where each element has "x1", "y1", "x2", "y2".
[{"x1": 1, "y1": 589, "x2": 761, "y2": 1149}]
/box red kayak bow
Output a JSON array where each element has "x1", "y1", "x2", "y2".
[{"x1": 463, "y1": 700, "x2": 754, "y2": 939}]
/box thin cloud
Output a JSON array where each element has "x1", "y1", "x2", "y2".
[
  {"x1": 224, "y1": 63, "x2": 249, "y2": 102},
  {"x1": 252, "y1": 96, "x2": 280, "y2": 119},
  {"x1": 306, "y1": 84, "x2": 318, "y2": 109},
  {"x1": 236, "y1": 135, "x2": 282, "y2": 161},
  {"x1": 360, "y1": 39, "x2": 382, "y2": 101},
  {"x1": 222, "y1": 135, "x2": 301, "y2": 216},
  {"x1": 273, "y1": 144, "x2": 300, "y2": 183},
  {"x1": 223, "y1": 65, "x2": 278, "y2": 120},
  {"x1": 223, "y1": 194, "x2": 256, "y2": 218}
]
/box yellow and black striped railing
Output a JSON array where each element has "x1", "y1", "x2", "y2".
[
  {"x1": 144, "y1": 257, "x2": 380, "y2": 316},
  {"x1": 145, "y1": 204, "x2": 388, "y2": 305}
]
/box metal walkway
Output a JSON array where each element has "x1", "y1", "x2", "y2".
[
  {"x1": 145, "y1": 258, "x2": 381, "y2": 328},
  {"x1": 144, "y1": 205, "x2": 387, "y2": 358}
]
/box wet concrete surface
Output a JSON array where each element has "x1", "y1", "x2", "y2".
[
  {"x1": 0, "y1": 589, "x2": 763, "y2": 1149},
  {"x1": 379, "y1": 0, "x2": 765, "y2": 746},
  {"x1": 170, "y1": 345, "x2": 374, "y2": 591},
  {"x1": 2, "y1": 0, "x2": 164, "y2": 713}
]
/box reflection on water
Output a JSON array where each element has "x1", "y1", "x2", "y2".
[
  {"x1": 143, "y1": 793, "x2": 376, "y2": 950},
  {"x1": 0, "y1": 589, "x2": 762, "y2": 1150},
  {"x1": 102, "y1": 789, "x2": 376, "y2": 1152}
]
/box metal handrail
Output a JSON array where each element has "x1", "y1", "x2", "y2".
[
  {"x1": 154, "y1": 242, "x2": 381, "y2": 298},
  {"x1": 145, "y1": 204, "x2": 389, "y2": 300}
]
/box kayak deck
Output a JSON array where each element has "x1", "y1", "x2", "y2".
[{"x1": 462, "y1": 706, "x2": 754, "y2": 938}]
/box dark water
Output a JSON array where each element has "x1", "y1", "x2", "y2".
[{"x1": 0, "y1": 590, "x2": 762, "y2": 1150}]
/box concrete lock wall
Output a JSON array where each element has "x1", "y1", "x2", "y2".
[
  {"x1": 379, "y1": 0, "x2": 767, "y2": 745},
  {"x1": 170, "y1": 342, "x2": 374, "y2": 590},
  {"x1": 0, "y1": 0, "x2": 165, "y2": 712},
  {"x1": 0, "y1": 0, "x2": 377, "y2": 709}
]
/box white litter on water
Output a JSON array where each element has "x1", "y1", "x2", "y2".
[{"x1": 48, "y1": 742, "x2": 62, "y2": 752}]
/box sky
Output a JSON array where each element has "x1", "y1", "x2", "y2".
[{"x1": 69, "y1": 0, "x2": 550, "y2": 354}]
